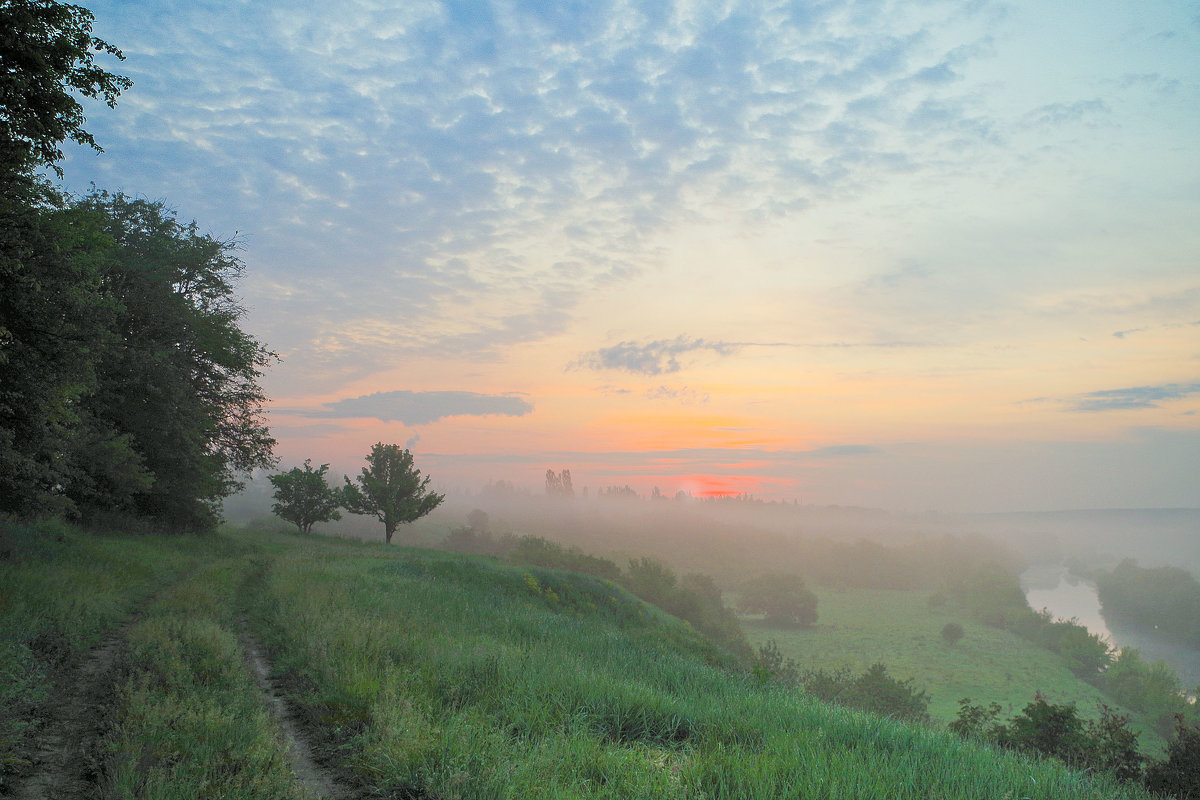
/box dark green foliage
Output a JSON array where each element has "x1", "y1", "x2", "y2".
[
  {"x1": 490, "y1": 546, "x2": 751, "y2": 659},
  {"x1": 751, "y1": 639, "x2": 799, "y2": 685},
  {"x1": 1, "y1": 192, "x2": 276, "y2": 527},
  {"x1": 941, "y1": 622, "x2": 965, "y2": 646},
  {"x1": 505, "y1": 534, "x2": 621, "y2": 580},
  {"x1": 342, "y1": 443, "x2": 444, "y2": 543},
  {"x1": 738, "y1": 572, "x2": 818, "y2": 627},
  {"x1": 1102, "y1": 647, "x2": 1188, "y2": 736},
  {"x1": 1145, "y1": 717, "x2": 1200, "y2": 799},
  {"x1": 1090, "y1": 706, "x2": 1146, "y2": 785},
  {"x1": 620, "y1": 556, "x2": 752, "y2": 659},
  {"x1": 1097, "y1": 559, "x2": 1200, "y2": 646},
  {"x1": 1, "y1": 6, "x2": 273, "y2": 529},
  {"x1": 949, "y1": 698, "x2": 1003, "y2": 739},
  {"x1": 952, "y1": 695, "x2": 1145, "y2": 785},
  {"x1": 269, "y1": 460, "x2": 342, "y2": 534},
  {"x1": 995, "y1": 695, "x2": 1091, "y2": 766},
  {"x1": 945, "y1": 564, "x2": 1114, "y2": 679},
  {"x1": 801, "y1": 663, "x2": 931, "y2": 723},
  {"x1": 0, "y1": 0, "x2": 131, "y2": 175},
  {"x1": 0, "y1": 190, "x2": 123, "y2": 517},
  {"x1": 72, "y1": 192, "x2": 277, "y2": 528}
]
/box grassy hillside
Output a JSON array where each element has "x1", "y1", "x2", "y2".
[{"x1": 1, "y1": 520, "x2": 1161, "y2": 799}]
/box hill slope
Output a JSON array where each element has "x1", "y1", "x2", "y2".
[{"x1": 1, "y1": 520, "x2": 1157, "y2": 799}]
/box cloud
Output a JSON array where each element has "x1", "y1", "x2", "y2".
[
  {"x1": 574, "y1": 333, "x2": 934, "y2": 376},
  {"x1": 646, "y1": 385, "x2": 710, "y2": 404},
  {"x1": 293, "y1": 390, "x2": 534, "y2": 425},
  {"x1": 65, "y1": 0, "x2": 1010, "y2": 385},
  {"x1": 574, "y1": 336, "x2": 741, "y2": 375},
  {"x1": 1112, "y1": 327, "x2": 1148, "y2": 339},
  {"x1": 1025, "y1": 99, "x2": 1109, "y2": 127},
  {"x1": 1070, "y1": 383, "x2": 1200, "y2": 412}
]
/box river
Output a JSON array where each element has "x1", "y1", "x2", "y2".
[{"x1": 1021, "y1": 564, "x2": 1200, "y2": 691}]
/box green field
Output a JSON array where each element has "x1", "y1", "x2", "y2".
[
  {"x1": 1, "y1": 520, "x2": 1162, "y2": 799},
  {"x1": 742, "y1": 588, "x2": 1166, "y2": 751}
]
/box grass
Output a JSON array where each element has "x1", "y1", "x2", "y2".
[
  {"x1": 97, "y1": 555, "x2": 307, "y2": 799},
  {"x1": 240, "y1": 528, "x2": 1157, "y2": 799},
  {"x1": 742, "y1": 587, "x2": 1166, "y2": 752},
  {"x1": 0, "y1": 518, "x2": 220, "y2": 786},
  {"x1": 0, "y1": 518, "x2": 1170, "y2": 798}
]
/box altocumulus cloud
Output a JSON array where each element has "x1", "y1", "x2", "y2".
[
  {"x1": 574, "y1": 337, "x2": 742, "y2": 375},
  {"x1": 1071, "y1": 383, "x2": 1200, "y2": 412},
  {"x1": 69, "y1": 0, "x2": 1007, "y2": 388},
  {"x1": 300, "y1": 390, "x2": 534, "y2": 425}
]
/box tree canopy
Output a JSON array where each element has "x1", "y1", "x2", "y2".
[
  {"x1": 342, "y1": 443, "x2": 444, "y2": 543},
  {"x1": 0, "y1": 0, "x2": 131, "y2": 176},
  {"x1": 0, "y1": 191, "x2": 276, "y2": 527},
  {"x1": 738, "y1": 572, "x2": 818, "y2": 627},
  {"x1": 269, "y1": 459, "x2": 342, "y2": 535}
]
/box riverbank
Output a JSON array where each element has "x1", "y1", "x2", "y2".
[{"x1": 1021, "y1": 565, "x2": 1200, "y2": 691}]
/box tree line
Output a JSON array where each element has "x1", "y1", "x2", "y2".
[
  {"x1": 1, "y1": 2, "x2": 275, "y2": 529},
  {"x1": 1096, "y1": 559, "x2": 1200, "y2": 646}
]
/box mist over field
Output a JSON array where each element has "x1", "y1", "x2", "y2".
[
  {"x1": 228, "y1": 475, "x2": 1200, "y2": 573},
  {"x1": 5, "y1": 0, "x2": 1200, "y2": 794}
]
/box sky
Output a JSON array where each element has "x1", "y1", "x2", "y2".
[{"x1": 60, "y1": 0, "x2": 1200, "y2": 512}]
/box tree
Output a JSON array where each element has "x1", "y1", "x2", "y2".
[
  {"x1": 343, "y1": 443, "x2": 444, "y2": 543},
  {"x1": 544, "y1": 468, "x2": 573, "y2": 497},
  {"x1": 70, "y1": 192, "x2": 277, "y2": 528},
  {"x1": 738, "y1": 573, "x2": 818, "y2": 627},
  {"x1": 0, "y1": 0, "x2": 132, "y2": 176},
  {"x1": 941, "y1": 622, "x2": 965, "y2": 646},
  {"x1": 466, "y1": 508, "x2": 489, "y2": 534},
  {"x1": 1145, "y1": 717, "x2": 1200, "y2": 799},
  {"x1": 269, "y1": 460, "x2": 342, "y2": 534},
  {"x1": 1, "y1": 0, "x2": 133, "y2": 515},
  {"x1": 1, "y1": 192, "x2": 276, "y2": 526}
]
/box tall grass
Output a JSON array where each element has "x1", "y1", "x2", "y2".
[
  {"x1": 97, "y1": 556, "x2": 307, "y2": 799},
  {"x1": 0, "y1": 518, "x2": 221, "y2": 785},
  {"x1": 245, "y1": 531, "x2": 1155, "y2": 800}
]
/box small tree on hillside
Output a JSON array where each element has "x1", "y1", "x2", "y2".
[
  {"x1": 942, "y1": 622, "x2": 965, "y2": 646},
  {"x1": 343, "y1": 443, "x2": 444, "y2": 543},
  {"x1": 269, "y1": 460, "x2": 342, "y2": 534},
  {"x1": 738, "y1": 573, "x2": 818, "y2": 627}
]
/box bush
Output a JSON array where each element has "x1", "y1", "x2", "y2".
[
  {"x1": 801, "y1": 663, "x2": 930, "y2": 723},
  {"x1": 952, "y1": 694, "x2": 1143, "y2": 785},
  {"x1": 941, "y1": 622, "x2": 965, "y2": 646},
  {"x1": 737, "y1": 573, "x2": 818, "y2": 627},
  {"x1": 1145, "y1": 717, "x2": 1200, "y2": 799}
]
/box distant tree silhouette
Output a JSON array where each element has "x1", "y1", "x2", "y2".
[
  {"x1": 545, "y1": 468, "x2": 573, "y2": 497},
  {"x1": 738, "y1": 573, "x2": 818, "y2": 627}
]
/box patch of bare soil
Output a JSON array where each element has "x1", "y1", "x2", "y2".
[
  {"x1": 238, "y1": 619, "x2": 355, "y2": 800},
  {"x1": 6, "y1": 627, "x2": 126, "y2": 800}
]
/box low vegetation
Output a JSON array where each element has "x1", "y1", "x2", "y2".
[{"x1": 6, "y1": 518, "x2": 1190, "y2": 799}]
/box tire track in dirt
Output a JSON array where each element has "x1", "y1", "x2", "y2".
[
  {"x1": 238, "y1": 618, "x2": 354, "y2": 800},
  {"x1": 8, "y1": 621, "x2": 128, "y2": 800}
]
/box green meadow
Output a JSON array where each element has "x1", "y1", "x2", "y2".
[
  {"x1": 1, "y1": 520, "x2": 1161, "y2": 799},
  {"x1": 742, "y1": 587, "x2": 1166, "y2": 751}
]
